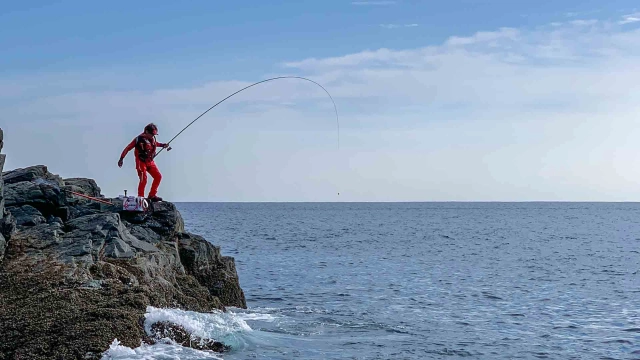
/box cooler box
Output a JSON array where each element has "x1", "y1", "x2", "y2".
[{"x1": 122, "y1": 196, "x2": 149, "y2": 212}]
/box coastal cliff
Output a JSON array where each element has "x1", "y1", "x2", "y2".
[{"x1": 0, "y1": 128, "x2": 246, "y2": 359}]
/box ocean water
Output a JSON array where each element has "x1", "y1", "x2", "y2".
[{"x1": 103, "y1": 202, "x2": 640, "y2": 360}]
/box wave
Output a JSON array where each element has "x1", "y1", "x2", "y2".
[{"x1": 101, "y1": 306, "x2": 276, "y2": 359}]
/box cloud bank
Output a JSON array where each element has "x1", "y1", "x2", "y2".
[{"x1": 3, "y1": 16, "x2": 640, "y2": 201}]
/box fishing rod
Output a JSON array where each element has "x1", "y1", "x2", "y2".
[{"x1": 154, "y1": 76, "x2": 339, "y2": 158}]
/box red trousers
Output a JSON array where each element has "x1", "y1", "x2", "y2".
[{"x1": 136, "y1": 160, "x2": 162, "y2": 197}]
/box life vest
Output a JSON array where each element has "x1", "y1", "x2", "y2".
[{"x1": 135, "y1": 133, "x2": 158, "y2": 163}]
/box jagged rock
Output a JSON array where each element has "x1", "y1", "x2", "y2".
[
  {"x1": 148, "y1": 321, "x2": 230, "y2": 352},
  {"x1": 0, "y1": 261, "x2": 149, "y2": 360},
  {"x1": 63, "y1": 178, "x2": 102, "y2": 197},
  {"x1": 7, "y1": 205, "x2": 47, "y2": 227},
  {"x1": 1, "y1": 155, "x2": 6, "y2": 221},
  {"x1": 119, "y1": 201, "x2": 184, "y2": 236},
  {"x1": 1, "y1": 210, "x2": 16, "y2": 240},
  {"x1": 47, "y1": 216, "x2": 63, "y2": 226},
  {"x1": 3, "y1": 165, "x2": 63, "y2": 187},
  {"x1": 64, "y1": 213, "x2": 159, "y2": 261},
  {"x1": 7, "y1": 222, "x2": 66, "y2": 263},
  {"x1": 0, "y1": 150, "x2": 5, "y2": 262},
  {"x1": 3, "y1": 179, "x2": 67, "y2": 218},
  {"x1": 0, "y1": 162, "x2": 245, "y2": 359},
  {"x1": 0, "y1": 233, "x2": 5, "y2": 264},
  {"x1": 179, "y1": 232, "x2": 247, "y2": 308}
]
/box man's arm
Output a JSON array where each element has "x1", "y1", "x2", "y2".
[{"x1": 118, "y1": 138, "x2": 136, "y2": 167}]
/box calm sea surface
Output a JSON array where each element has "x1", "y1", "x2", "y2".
[{"x1": 127, "y1": 202, "x2": 640, "y2": 359}]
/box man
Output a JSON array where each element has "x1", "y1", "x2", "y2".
[{"x1": 118, "y1": 123, "x2": 171, "y2": 202}]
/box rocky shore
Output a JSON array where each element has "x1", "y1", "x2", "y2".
[{"x1": 0, "y1": 128, "x2": 246, "y2": 359}]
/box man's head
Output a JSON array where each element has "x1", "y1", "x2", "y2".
[{"x1": 144, "y1": 123, "x2": 158, "y2": 135}]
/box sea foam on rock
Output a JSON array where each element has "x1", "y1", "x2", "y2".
[{"x1": 0, "y1": 128, "x2": 245, "y2": 359}]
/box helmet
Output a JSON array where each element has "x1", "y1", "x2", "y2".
[{"x1": 144, "y1": 123, "x2": 158, "y2": 135}]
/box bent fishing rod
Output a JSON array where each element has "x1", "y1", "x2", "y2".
[{"x1": 154, "y1": 76, "x2": 339, "y2": 158}]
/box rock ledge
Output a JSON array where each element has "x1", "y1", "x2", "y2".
[{"x1": 0, "y1": 145, "x2": 245, "y2": 359}]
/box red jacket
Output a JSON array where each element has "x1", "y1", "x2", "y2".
[{"x1": 120, "y1": 133, "x2": 166, "y2": 164}]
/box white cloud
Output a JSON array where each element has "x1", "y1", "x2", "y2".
[
  {"x1": 569, "y1": 19, "x2": 599, "y2": 26},
  {"x1": 380, "y1": 24, "x2": 418, "y2": 29},
  {"x1": 445, "y1": 27, "x2": 520, "y2": 46},
  {"x1": 620, "y1": 13, "x2": 640, "y2": 25}
]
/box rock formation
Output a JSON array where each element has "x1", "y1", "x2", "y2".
[
  {"x1": 0, "y1": 129, "x2": 246, "y2": 359},
  {"x1": 0, "y1": 128, "x2": 6, "y2": 262}
]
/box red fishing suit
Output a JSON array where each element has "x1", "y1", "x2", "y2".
[{"x1": 119, "y1": 124, "x2": 168, "y2": 200}]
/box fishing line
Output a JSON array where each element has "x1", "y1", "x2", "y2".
[{"x1": 155, "y1": 76, "x2": 340, "y2": 158}]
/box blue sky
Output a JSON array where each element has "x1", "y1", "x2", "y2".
[
  {"x1": 2, "y1": 0, "x2": 634, "y2": 79},
  {"x1": 2, "y1": 1, "x2": 640, "y2": 201}
]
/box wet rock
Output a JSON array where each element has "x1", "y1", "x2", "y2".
[
  {"x1": 64, "y1": 213, "x2": 159, "y2": 261},
  {"x1": 179, "y1": 232, "x2": 247, "y2": 309},
  {"x1": 148, "y1": 321, "x2": 230, "y2": 352},
  {"x1": 7, "y1": 205, "x2": 47, "y2": 227}
]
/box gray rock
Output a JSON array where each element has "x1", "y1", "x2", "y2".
[
  {"x1": 63, "y1": 178, "x2": 102, "y2": 198},
  {"x1": 120, "y1": 201, "x2": 184, "y2": 236},
  {"x1": 0, "y1": 154, "x2": 5, "y2": 217},
  {"x1": 0, "y1": 128, "x2": 3, "y2": 153},
  {"x1": 64, "y1": 213, "x2": 157, "y2": 260},
  {"x1": 1, "y1": 210, "x2": 16, "y2": 239},
  {"x1": 3, "y1": 165, "x2": 64, "y2": 187},
  {"x1": 179, "y1": 232, "x2": 246, "y2": 308},
  {"x1": 7, "y1": 205, "x2": 47, "y2": 226},
  {"x1": 126, "y1": 224, "x2": 163, "y2": 245},
  {"x1": 0, "y1": 232, "x2": 5, "y2": 263},
  {"x1": 47, "y1": 216, "x2": 64, "y2": 226},
  {"x1": 7, "y1": 222, "x2": 67, "y2": 262},
  {"x1": 4, "y1": 179, "x2": 67, "y2": 216}
]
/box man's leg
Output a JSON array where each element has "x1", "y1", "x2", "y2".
[
  {"x1": 147, "y1": 161, "x2": 163, "y2": 198},
  {"x1": 137, "y1": 161, "x2": 148, "y2": 197}
]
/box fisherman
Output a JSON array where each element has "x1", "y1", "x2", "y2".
[{"x1": 118, "y1": 123, "x2": 171, "y2": 202}]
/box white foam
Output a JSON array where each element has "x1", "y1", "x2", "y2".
[
  {"x1": 144, "y1": 306, "x2": 252, "y2": 340},
  {"x1": 101, "y1": 339, "x2": 223, "y2": 360},
  {"x1": 102, "y1": 339, "x2": 136, "y2": 358},
  {"x1": 101, "y1": 306, "x2": 278, "y2": 359}
]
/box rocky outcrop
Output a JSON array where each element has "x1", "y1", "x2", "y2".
[
  {"x1": 0, "y1": 149, "x2": 245, "y2": 359},
  {"x1": 0, "y1": 128, "x2": 5, "y2": 262},
  {"x1": 63, "y1": 177, "x2": 102, "y2": 198},
  {"x1": 6, "y1": 204, "x2": 46, "y2": 226}
]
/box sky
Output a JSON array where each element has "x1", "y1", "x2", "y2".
[{"x1": 2, "y1": 0, "x2": 640, "y2": 202}]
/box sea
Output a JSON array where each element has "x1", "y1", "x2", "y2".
[{"x1": 102, "y1": 202, "x2": 640, "y2": 360}]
